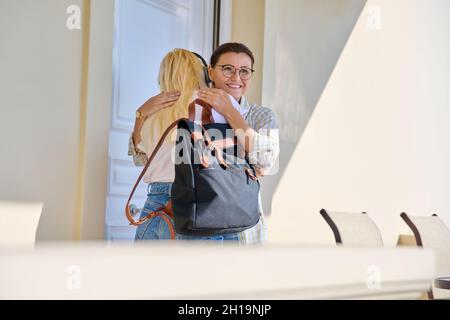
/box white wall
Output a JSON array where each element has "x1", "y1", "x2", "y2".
[
  {"x1": 264, "y1": 0, "x2": 450, "y2": 245},
  {"x1": 0, "y1": 0, "x2": 84, "y2": 240},
  {"x1": 261, "y1": 0, "x2": 367, "y2": 217},
  {"x1": 0, "y1": 0, "x2": 113, "y2": 240}
]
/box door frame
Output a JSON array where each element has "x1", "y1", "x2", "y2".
[
  {"x1": 76, "y1": 0, "x2": 115, "y2": 240},
  {"x1": 105, "y1": 0, "x2": 229, "y2": 241},
  {"x1": 218, "y1": 0, "x2": 232, "y2": 45}
]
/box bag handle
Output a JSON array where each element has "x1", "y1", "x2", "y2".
[
  {"x1": 125, "y1": 117, "x2": 187, "y2": 232},
  {"x1": 188, "y1": 99, "x2": 214, "y2": 125}
]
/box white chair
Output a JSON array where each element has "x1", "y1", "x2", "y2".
[
  {"x1": 400, "y1": 212, "x2": 450, "y2": 299},
  {"x1": 0, "y1": 201, "x2": 43, "y2": 247},
  {"x1": 320, "y1": 209, "x2": 383, "y2": 246}
]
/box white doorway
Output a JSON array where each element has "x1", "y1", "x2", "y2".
[{"x1": 105, "y1": 0, "x2": 216, "y2": 241}]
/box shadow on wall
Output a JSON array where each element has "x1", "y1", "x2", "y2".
[{"x1": 261, "y1": 0, "x2": 368, "y2": 216}]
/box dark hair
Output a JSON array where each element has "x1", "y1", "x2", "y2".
[{"x1": 210, "y1": 42, "x2": 255, "y2": 68}]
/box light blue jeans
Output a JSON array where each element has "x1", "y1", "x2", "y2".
[
  {"x1": 175, "y1": 233, "x2": 240, "y2": 241},
  {"x1": 134, "y1": 182, "x2": 174, "y2": 240},
  {"x1": 134, "y1": 182, "x2": 240, "y2": 243}
]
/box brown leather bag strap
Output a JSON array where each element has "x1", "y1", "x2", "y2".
[
  {"x1": 125, "y1": 117, "x2": 188, "y2": 231},
  {"x1": 154, "y1": 211, "x2": 175, "y2": 239},
  {"x1": 188, "y1": 99, "x2": 214, "y2": 124}
]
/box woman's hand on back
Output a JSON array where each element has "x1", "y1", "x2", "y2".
[
  {"x1": 138, "y1": 91, "x2": 181, "y2": 119},
  {"x1": 133, "y1": 91, "x2": 180, "y2": 149}
]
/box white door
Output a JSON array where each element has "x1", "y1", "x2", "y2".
[{"x1": 106, "y1": 0, "x2": 214, "y2": 241}]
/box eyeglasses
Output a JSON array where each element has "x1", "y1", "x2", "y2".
[{"x1": 215, "y1": 64, "x2": 255, "y2": 80}]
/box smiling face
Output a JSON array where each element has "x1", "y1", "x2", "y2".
[{"x1": 208, "y1": 52, "x2": 253, "y2": 102}]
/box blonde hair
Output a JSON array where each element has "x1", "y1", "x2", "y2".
[{"x1": 140, "y1": 49, "x2": 207, "y2": 156}]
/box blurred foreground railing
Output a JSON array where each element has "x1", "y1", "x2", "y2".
[{"x1": 0, "y1": 242, "x2": 435, "y2": 299}]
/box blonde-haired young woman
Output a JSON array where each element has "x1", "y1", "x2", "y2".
[{"x1": 130, "y1": 48, "x2": 207, "y2": 241}]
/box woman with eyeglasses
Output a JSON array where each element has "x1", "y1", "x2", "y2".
[{"x1": 129, "y1": 43, "x2": 279, "y2": 244}]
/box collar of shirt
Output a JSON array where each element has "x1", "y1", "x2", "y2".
[{"x1": 238, "y1": 96, "x2": 252, "y2": 116}]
